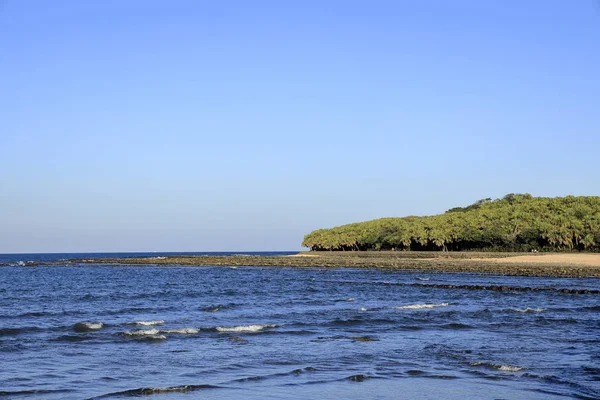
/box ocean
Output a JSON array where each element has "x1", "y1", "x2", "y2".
[{"x1": 1, "y1": 253, "x2": 599, "y2": 399}]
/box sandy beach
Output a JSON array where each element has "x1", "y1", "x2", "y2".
[{"x1": 484, "y1": 253, "x2": 600, "y2": 267}]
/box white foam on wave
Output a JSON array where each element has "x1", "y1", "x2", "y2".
[
  {"x1": 124, "y1": 328, "x2": 161, "y2": 336},
  {"x1": 73, "y1": 322, "x2": 104, "y2": 332},
  {"x1": 498, "y1": 365, "x2": 524, "y2": 372},
  {"x1": 160, "y1": 328, "x2": 200, "y2": 335},
  {"x1": 216, "y1": 324, "x2": 276, "y2": 333},
  {"x1": 510, "y1": 307, "x2": 545, "y2": 313},
  {"x1": 394, "y1": 303, "x2": 449, "y2": 310},
  {"x1": 131, "y1": 320, "x2": 165, "y2": 326},
  {"x1": 470, "y1": 362, "x2": 524, "y2": 372},
  {"x1": 417, "y1": 277, "x2": 430, "y2": 281}
]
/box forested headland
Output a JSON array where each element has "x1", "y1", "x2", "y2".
[{"x1": 302, "y1": 194, "x2": 600, "y2": 252}]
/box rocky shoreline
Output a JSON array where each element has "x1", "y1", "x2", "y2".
[{"x1": 68, "y1": 252, "x2": 600, "y2": 278}]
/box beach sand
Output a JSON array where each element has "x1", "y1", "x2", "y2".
[{"x1": 484, "y1": 253, "x2": 600, "y2": 267}]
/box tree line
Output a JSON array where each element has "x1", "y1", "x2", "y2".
[{"x1": 302, "y1": 194, "x2": 600, "y2": 252}]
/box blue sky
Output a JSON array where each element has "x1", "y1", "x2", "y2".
[{"x1": 1, "y1": 0, "x2": 599, "y2": 252}]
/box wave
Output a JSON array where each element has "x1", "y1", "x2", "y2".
[
  {"x1": 201, "y1": 302, "x2": 237, "y2": 312},
  {"x1": 440, "y1": 322, "x2": 472, "y2": 330},
  {"x1": 119, "y1": 328, "x2": 168, "y2": 340},
  {"x1": 394, "y1": 303, "x2": 449, "y2": 310},
  {"x1": 73, "y1": 322, "x2": 104, "y2": 332},
  {"x1": 420, "y1": 374, "x2": 459, "y2": 380},
  {"x1": 202, "y1": 306, "x2": 222, "y2": 312},
  {"x1": 0, "y1": 327, "x2": 43, "y2": 337},
  {"x1": 231, "y1": 366, "x2": 317, "y2": 384},
  {"x1": 122, "y1": 328, "x2": 161, "y2": 336},
  {"x1": 121, "y1": 324, "x2": 273, "y2": 336},
  {"x1": 160, "y1": 328, "x2": 200, "y2": 335},
  {"x1": 470, "y1": 362, "x2": 525, "y2": 372},
  {"x1": 130, "y1": 320, "x2": 165, "y2": 326},
  {"x1": 127, "y1": 334, "x2": 167, "y2": 341},
  {"x1": 534, "y1": 316, "x2": 579, "y2": 325},
  {"x1": 52, "y1": 334, "x2": 93, "y2": 342},
  {"x1": 0, "y1": 388, "x2": 74, "y2": 397},
  {"x1": 1, "y1": 310, "x2": 85, "y2": 319},
  {"x1": 216, "y1": 324, "x2": 276, "y2": 333},
  {"x1": 582, "y1": 305, "x2": 600, "y2": 311},
  {"x1": 93, "y1": 384, "x2": 220, "y2": 398},
  {"x1": 509, "y1": 307, "x2": 545, "y2": 313},
  {"x1": 498, "y1": 365, "x2": 524, "y2": 372},
  {"x1": 411, "y1": 282, "x2": 600, "y2": 295},
  {"x1": 107, "y1": 305, "x2": 181, "y2": 315},
  {"x1": 333, "y1": 297, "x2": 355, "y2": 303},
  {"x1": 406, "y1": 369, "x2": 426, "y2": 376},
  {"x1": 328, "y1": 318, "x2": 365, "y2": 327},
  {"x1": 310, "y1": 335, "x2": 349, "y2": 342},
  {"x1": 144, "y1": 335, "x2": 167, "y2": 341},
  {"x1": 347, "y1": 374, "x2": 370, "y2": 382},
  {"x1": 352, "y1": 335, "x2": 377, "y2": 342},
  {"x1": 326, "y1": 317, "x2": 398, "y2": 327}
]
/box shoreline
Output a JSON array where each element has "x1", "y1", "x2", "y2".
[{"x1": 69, "y1": 252, "x2": 600, "y2": 278}]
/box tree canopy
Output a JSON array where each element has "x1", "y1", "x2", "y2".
[{"x1": 302, "y1": 194, "x2": 600, "y2": 252}]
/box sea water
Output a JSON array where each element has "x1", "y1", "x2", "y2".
[{"x1": 0, "y1": 253, "x2": 599, "y2": 399}]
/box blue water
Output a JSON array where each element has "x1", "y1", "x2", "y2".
[
  {"x1": 1, "y1": 254, "x2": 599, "y2": 399},
  {"x1": 0, "y1": 252, "x2": 297, "y2": 265}
]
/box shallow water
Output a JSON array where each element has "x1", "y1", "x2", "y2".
[{"x1": 1, "y1": 257, "x2": 599, "y2": 399}]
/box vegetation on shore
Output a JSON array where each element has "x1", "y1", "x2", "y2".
[{"x1": 302, "y1": 194, "x2": 600, "y2": 252}]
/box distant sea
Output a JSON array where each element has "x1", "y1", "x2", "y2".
[
  {"x1": 1, "y1": 254, "x2": 599, "y2": 399},
  {"x1": 0, "y1": 251, "x2": 297, "y2": 265}
]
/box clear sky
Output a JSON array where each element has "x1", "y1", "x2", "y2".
[{"x1": 1, "y1": 1, "x2": 599, "y2": 253}]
